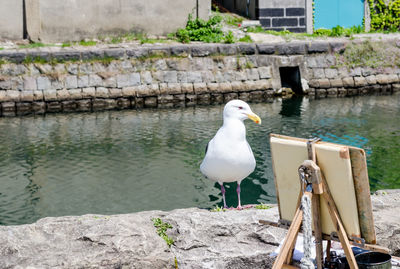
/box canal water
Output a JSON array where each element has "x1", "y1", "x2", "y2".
[{"x1": 1, "y1": 94, "x2": 399, "y2": 225}]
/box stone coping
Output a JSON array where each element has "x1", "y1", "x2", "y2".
[{"x1": 0, "y1": 41, "x2": 349, "y2": 64}]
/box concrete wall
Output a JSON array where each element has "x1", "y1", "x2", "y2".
[
  {"x1": 0, "y1": 0, "x2": 23, "y2": 40},
  {"x1": 1, "y1": 0, "x2": 211, "y2": 42}
]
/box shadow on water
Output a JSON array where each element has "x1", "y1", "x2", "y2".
[{"x1": 0, "y1": 94, "x2": 400, "y2": 225}]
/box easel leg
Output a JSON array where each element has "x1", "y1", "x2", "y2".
[
  {"x1": 272, "y1": 206, "x2": 304, "y2": 269},
  {"x1": 312, "y1": 194, "x2": 324, "y2": 269}
]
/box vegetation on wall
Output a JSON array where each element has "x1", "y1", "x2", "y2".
[{"x1": 368, "y1": 0, "x2": 400, "y2": 31}]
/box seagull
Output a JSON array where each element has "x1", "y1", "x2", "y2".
[{"x1": 200, "y1": 100, "x2": 261, "y2": 209}]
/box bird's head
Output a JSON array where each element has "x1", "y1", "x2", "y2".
[{"x1": 223, "y1": 100, "x2": 261, "y2": 124}]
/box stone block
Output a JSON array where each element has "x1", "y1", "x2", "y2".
[
  {"x1": 347, "y1": 88, "x2": 359, "y2": 96},
  {"x1": 78, "y1": 75, "x2": 89, "y2": 88},
  {"x1": 163, "y1": 71, "x2": 178, "y2": 83},
  {"x1": 43, "y1": 89, "x2": 58, "y2": 101},
  {"x1": 144, "y1": 96, "x2": 158, "y2": 108},
  {"x1": 317, "y1": 79, "x2": 331, "y2": 88},
  {"x1": 308, "y1": 79, "x2": 319, "y2": 88},
  {"x1": 89, "y1": 74, "x2": 103, "y2": 87},
  {"x1": 243, "y1": 81, "x2": 257, "y2": 91},
  {"x1": 103, "y1": 77, "x2": 117, "y2": 88},
  {"x1": 254, "y1": 79, "x2": 272, "y2": 90},
  {"x1": 136, "y1": 84, "x2": 159, "y2": 97},
  {"x1": 223, "y1": 92, "x2": 238, "y2": 102},
  {"x1": 32, "y1": 90, "x2": 43, "y2": 101},
  {"x1": 126, "y1": 47, "x2": 148, "y2": 58},
  {"x1": 220, "y1": 82, "x2": 232, "y2": 93},
  {"x1": 376, "y1": 74, "x2": 389, "y2": 84},
  {"x1": 316, "y1": 88, "x2": 327, "y2": 96},
  {"x1": 313, "y1": 68, "x2": 325, "y2": 79},
  {"x1": 104, "y1": 48, "x2": 125, "y2": 59},
  {"x1": 57, "y1": 89, "x2": 71, "y2": 101},
  {"x1": 218, "y1": 44, "x2": 238, "y2": 55},
  {"x1": 235, "y1": 71, "x2": 247, "y2": 81},
  {"x1": 171, "y1": 45, "x2": 190, "y2": 57},
  {"x1": 237, "y1": 44, "x2": 256, "y2": 55},
  {"x1": 338, "y1": 67, "x2": 349, "y2": 77},
  {"x1": 109, "y1": 88, "x2": 122, "y2": 98},
  {"x1": 181, "y1": 83, "x2": 194, "y2": 94},
  {"x1": 177, "y1": 72, "x2": 188, "y2": 83},
  {"x1": 82, "y1": 87, "x2": 96, "y2": 99},
  {"x1": 19, "y1": 91, "x2": 34, "y2": 102},
  {"x1": 157, "y1": 94, "x2": 174, "y2": 105},
  {"x1": 230, "y1": 81, "x2": 244, "y2": 92},
  {"x1": 388, "y1": 74, "x2": 399, "y2": 84},
  {"x1": 194, "y1": 83, "x2": 208, "y2": 94},
  {"x1": 258, "y1": 66, "x2": 272, "y2": 79},
  {"x1": 256, "y1": 44, "x2": 276, "y2": 55},
  {"x1": 223, "y1": 71, "x2": 236, "y2": 82},
  {"x1": 141, "y1": 71, "x2": 153, "y2": 85},
  {"x1": 186, "y1": 72, "x2": 203, "y2": 83},
  {"x1": 161, "y1": 83, "x2": 181, "y2": 95},
  {"x1": 349, "y1": 67, "x2": 362, "y2": 77},
  {"x1": 342, "y1": 77, "x2": 355, "y2": 87},
  {"x1": 16, "y1": 103, "x2": 32, "y2": 115},
  {"x1": 361, "y1": 67, "x2": 374, "y2": 77},
  {"x1": 53, "y1": 51, "x2": 81, "y2": 62},
  {"x1": 79, "y1": 63, "x2": 93, "y2": 74},
  {"x1": 69, "y1": 89, "x2": 82, "y2": 99},
  {"x1": 5, "y1": 90, "x2": 20, "y2": 102},
  {"x1": 307, "y1": 42, "x2": 330, "y2": 54},
  {"x1": 37, "y1": 76, "x2": 51, "y2": 90},
  {"x1": 65, "y1": 76, "x2": 78, "y2": 89},
  {"x1": 96, "y1": 87, "x2": 109, "y2": 98},
  {"x1": 324, "y1": 68, "x2": 338, "y2": 79},
  {"x1": 365, "y1": 75, "x2": 377, "y2": 85},
  {"x1": 24, "y1": 77, "x2": 37, "y2": 91},
  {"x1": 338, "y1": 87, "x2": 347, "y2": 96},
  {"x1": 330, "y1": 78, "x2": 343, "y2": 88},
  {"x1": 122, "y1": 87, "x2": 136, "y2": 98},
  {"x1": 201, "y1": 71, "x2": 215, "y2": 83},
  {"x1": 190, "y1": 44, "x2": 218, "y2": 57},
  {"x1": 277, "y1": 43, "x2": 306, "y2": 55},
  {"x1": 246, "y1": 68, "x2": 260, "y2": 80},
  {"x1": 329, "y1": 41, "x2": 347, "y2": 53},
  {"x1": 354, "y1": 77, "x2": 367, "y2": 87}
]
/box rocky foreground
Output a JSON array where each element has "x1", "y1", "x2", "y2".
[{"x1": 0, "y1": 190, "x2": 399, "y2": 269}]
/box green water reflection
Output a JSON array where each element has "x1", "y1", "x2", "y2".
[{"x1": 0, "y1": 94, "x2": 399, "y2": 225}]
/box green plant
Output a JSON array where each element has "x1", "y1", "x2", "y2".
[
  {"x1": 255, "y1": 204, "x2": 271, "y2": 210},
  {"x1": 369, "y1": 0, "x2": 400, "y2": 31},
  {"x1": 239, "y1": 35, "x2": 253, "y2": 43},
  {"x1": 62, "y1": 42, "x2": 71, "y2": 47},
  {"x1": 18, "y1": 42, "x2": 47, "y2": 49},
  {"x1": 0, "y1": 47, "x2": 3, "y2": 50},
  {"x1": 152, "y1": 218, "x2": 174, "y2": 247},
  {"x1": 175, "y1": 13, "x2": 225, "y2": 43},
  {"x1": 210, "y1": 206, "x2": 226, "y2": 212},
  {"x1": 79, "y1": 40, "x2": 97, "y2": 46},
  {"x1": 224, "y1": 31, "x2": 236, "y2": 43}
]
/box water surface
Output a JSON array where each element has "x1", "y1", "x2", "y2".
[{"x1": 1, "y1": 94, "x2": 399, "y2": 225}]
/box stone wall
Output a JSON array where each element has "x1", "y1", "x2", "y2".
[{"x1": 0, "y1": 41, "x2": 399, "y2": 116}]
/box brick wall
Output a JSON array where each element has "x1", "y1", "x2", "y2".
[{"x1": 257, "y1": 7, "x2": 306, "y2": 32}]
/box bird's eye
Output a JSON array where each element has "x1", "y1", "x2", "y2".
[{"x1": 238, "y1": 106, "x2": 243, "y2": 110}]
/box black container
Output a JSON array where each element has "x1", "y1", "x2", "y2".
[{"x1": 355, "y1": 252, "x2": 392, "y2": 269}]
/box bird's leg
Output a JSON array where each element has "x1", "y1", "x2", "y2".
[
  {"x1": 220, "y1": 183, "x2": 227, "y2": 208},
  {"x1": 236, "y1": 183, "x2": 242, "y2": 210}
]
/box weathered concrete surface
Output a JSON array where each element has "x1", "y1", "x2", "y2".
[
  {"x1": 0, "y1": 0, "x2": 23, "y2": 40},
  {"x1": 29, "y1": 0, "x2": 210, "y2": 42},
  {"x1": 0, "y1": 191, "x2": 399, "y2": 268}
]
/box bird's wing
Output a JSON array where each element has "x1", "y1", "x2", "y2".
[{"x1": 205, "y1": 141, "x2": 209, "y2": 155}]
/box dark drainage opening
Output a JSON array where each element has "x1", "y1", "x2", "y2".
[{"x1": 279, "y1": 66, "x2": 303, "y2": 95}]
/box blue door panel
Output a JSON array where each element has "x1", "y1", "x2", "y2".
[{"x1": 315, "y1": 0, "x2": 364, "y2": 29}]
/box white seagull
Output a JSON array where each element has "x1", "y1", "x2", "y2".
[{"x1": 200, "y1": 100, "x2": 261, "y2": 209}]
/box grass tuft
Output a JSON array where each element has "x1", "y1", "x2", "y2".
[{"x1": 152, "y1": 218, "x2": 174, "y2": 247}]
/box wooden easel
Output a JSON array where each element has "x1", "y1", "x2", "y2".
[{"x1": 271, "y1": 140, "x2": 359, "y2": 269}]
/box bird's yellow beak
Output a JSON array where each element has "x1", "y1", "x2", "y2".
[{"x1": 247, "y1": 113, "x2": 261, "y2": 124}]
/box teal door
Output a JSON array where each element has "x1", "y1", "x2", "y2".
[{"x1": 314, "y1": 0, "x2": 364, "y2": 29}]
